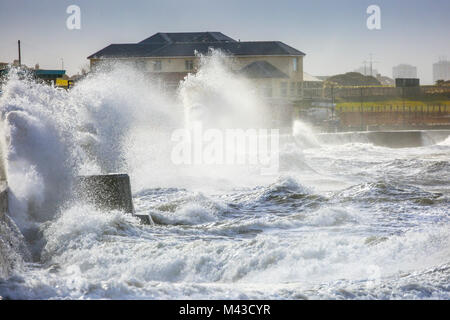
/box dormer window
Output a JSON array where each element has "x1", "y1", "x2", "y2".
[{"x1": 135, "y1": 59, "x2": 146, "y2": 70}]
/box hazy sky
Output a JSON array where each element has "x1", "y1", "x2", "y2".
[{"x1": 1, "y1": 0, "x2": 449, "y2": 84}]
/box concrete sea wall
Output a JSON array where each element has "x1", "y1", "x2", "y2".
[
  {"x1": 318, "y1": 130, "x2": 450, "y2": 148},
  {"x1": 0, "y1": 179, "x2": 11, "y2": 279}
]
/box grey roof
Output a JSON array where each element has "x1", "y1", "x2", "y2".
[
  {"x1": 88, "y1": 43, "x2": 164, "y2": 59},
  {"x1": 139, "y1": 32, "x2": 236, "y2": 44},
  {"x1": 88, "y1": 40, "x2": 305, "y2": 59},
  {"x1": 239, "y1": 61, "x2": 289, "y2": 79}
]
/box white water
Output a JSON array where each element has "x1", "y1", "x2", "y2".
[{"x1": 0, "y1": 55, "x2": 449, "y2": 299}]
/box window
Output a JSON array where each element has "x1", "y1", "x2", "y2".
[
  {"x1": 280, "y1": 82, "x2": 287, "y2": 96},
  {"x1": 293, "y1": 57, "x2": 298, "y2": 72},
  {"x1": 263, "y1": 84, "x2": 273, "y2": 98},
  {"x1": 290, "y1": 82, "x2": 296, "y2": 96},
  {"x1": 135, "y1": 59, "x2": 146, "y2": 70},
  {"x1": 297, "y1": 82, "x2": 303, "y2": 96},
  {"x1": 153, "y1": 60, "x2": 162, "y2": 71},
  {"x1": 185, "y1": 60, "x2": 194, "y2": 71}
]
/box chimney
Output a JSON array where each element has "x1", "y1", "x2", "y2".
[{"x1": 18, "y1": 40, "x2": 21, "y2": 66}]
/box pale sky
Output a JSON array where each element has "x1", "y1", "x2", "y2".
[{"x1": 1, "y1": 0, "x2": 449, "y2": 84}]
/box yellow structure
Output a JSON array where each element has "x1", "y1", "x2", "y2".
[
  {"x1": 55, "y1": 78, "x2": 74, "y2": 89},
  {"x1": 55, "y1": 78, "x2": 68, "y2": 87}
]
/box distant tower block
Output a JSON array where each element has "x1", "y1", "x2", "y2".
[{"x1": 75, "y1": 174, "x2": 134, "y2": 213}]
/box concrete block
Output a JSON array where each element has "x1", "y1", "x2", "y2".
[
  {"x1": 0, "y1": 181, "x2": 9, "y2": 279},
  {"x1": 74, "y1": 173, "x2": 134, "y2": 214},
  {"x1": 134, "y1": 214, "x2": 153, "y2": 225},
  {"x1": 0, "y1": 181, "x2": 7, "y2": 221}
]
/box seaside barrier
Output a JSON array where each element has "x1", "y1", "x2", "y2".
[
  {"x1": 336, "y1": 106, "x2": 450, "y2": 129},
  {"x1": 317, "y1": 130, "x2": 450, "y2": 148},
  {"x1": 0, "y1": 173, "x2": 147, "y2": 223},
  {"x1": 75, "y1": 173, "x2": 134, "y2": 213},
  {"x1": 1, "y1": 173, "x2": 148, "y2": 278},
  {"x1": 74, "y1": 173, "x2": 152, "y2": 224},
  {"x1": 0, "y1": 181, "x2": 10, "y2": 278}
]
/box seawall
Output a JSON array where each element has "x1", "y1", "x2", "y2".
[
  {"x1": 0, "y1": 134, "x2": 7, "y2": 220},
  {"x1": 0, "y1": 169, "x2": 10, "y2": 280},
  {"x1": 317, "y1": 130, "x2": 450, "y2": 148}
]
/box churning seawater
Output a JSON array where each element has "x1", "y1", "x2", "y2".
[{"x1": 0, "y1": 54, "x2": 449, "y2": 299}]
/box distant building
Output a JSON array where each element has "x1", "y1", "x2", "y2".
[
  {"x1": 87, "y1": 32, "x2": 306, "y2": 99},
  {"x1": 0, "y1": 64, "x2": 66, "y2": 85},
  {"x1": 34, "y1": 69, "x2": 66, "y2": 84},
  {"x1": 433, "y1": 59, "x2": 450, "y2": 82},
  {"x1": 302, "y1": 72, "x2": 323, "y2": 98},
  {"x1": 392, "y1": 64, "x2": 417, "y2": 79},
  {"x1": 395, "y1": 78, "x2": 420, "y2": 87},
  {"x1": 376, "y1": 74, "x2": 395, "y2": 86}
]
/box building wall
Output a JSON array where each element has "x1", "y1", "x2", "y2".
[
  {"x1": 392, "y1": 64, "x2": 417, "y2": 79},
  {"x1": 90, "y1": 57, "x2": 197, "y2": 73},
  {"x1": 90, "y1": 55, "x2": 303, "y2": 99},
  {"x1": 251, "y1": 78, "x2": 303, "y2": 99},
  {"x1": 234, "y1": 56, "x2": 304, "y2": 99},
  {"x1": 433, "y1": 60, "x2": 450, "y2": 82},
  {"x1": 232, "y1": 56, "x2": 303, "y2": 81}
]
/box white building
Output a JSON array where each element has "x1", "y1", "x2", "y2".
[
  {"x1": 392, "y1": 64, "x2": 417, "y2": 79},
  {"x1": 433, "y1": 59, "x2": 450, "y2": 82}
]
